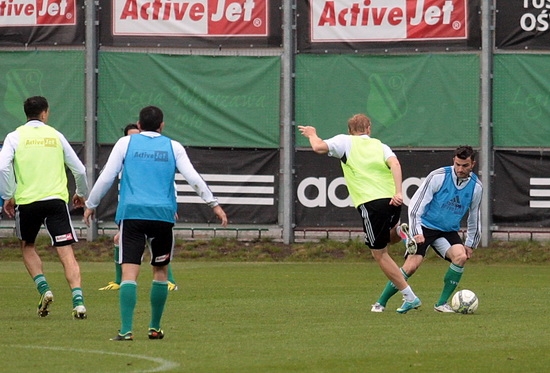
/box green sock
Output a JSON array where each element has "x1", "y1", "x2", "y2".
[
  {"x1": 377, "y1": 268, "x2": 410, "y2": 307},
  {"x1": 436, "y1": 263, "x2": 464, "y2": 306},
  {"x1": 71, "y1": 288, "x2": 84, "y2": 307},
  {"x1": 120, "y1": 281, "x2": 137, "y2": 334},
  {"x1": 33, "y1": 274, "x2": 49, "y2": 295},
  {"x1": 167, "y1": 264, "x2": 176, "y2": 284},
  {"x1": 114, "y1": 245, "x2": 122, "y2": 284},
  {"x1": 149, "y1": 281, "x2": 168, "y2": 330}
]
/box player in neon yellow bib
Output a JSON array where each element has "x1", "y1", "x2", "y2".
[
  {"x1": 298, "y1": 113, "x2": 421, "y2": 314},
  {"x1": 0, "y1": 96, "x2": 88, "y2": 319}
]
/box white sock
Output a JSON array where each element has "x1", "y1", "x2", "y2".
[{"x1": 400, "y1": 286, "x2": 417, "y2": 302}]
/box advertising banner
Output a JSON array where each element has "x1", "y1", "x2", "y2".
[
  {"x1": 296, "y1": 149, "x2": 550, "y2": 229},
  {"x1": 294, "y1": 149, "x2": 456, "y2": 227},
  {"x1": 493, "y1": 151, "x2": 550, "y2": 227},
  {"x1": 297, "y1": 0, "x2": 481, "y2": 52},
  {"x1": 495, "y1": 0, "x2": 550, "y2": 50},
  {"x1": 0, "y1": 0, "x2": 84, "y2": 46},
  {"x1": 493, "y1": 54, "x2": 550, "y2": 147},
  {"x1": 0, "y1": 51, "x2": 85, "y2": 142},
  {"x1": 23, "y1": 146, "x2": 550, "y2": 229},
  {"x1": 63, "y1": 148, "x2": 550, "y2": 229},
  {"x1": 94, "y1": 147, "x2": 279, "y2": 225},
  {"x1": 98, "y1": 52, "x2": 280, "y2": 147},
  {"x1": 295, "y1": 53, "x2": 480, "y2": 148},
  {"x1": 99, "y1": 0, "x2": 282, "y2": 48}
]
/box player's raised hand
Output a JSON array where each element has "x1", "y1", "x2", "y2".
[{"x1": 297, "y1": 125, "x2": 317, "y2": 138}]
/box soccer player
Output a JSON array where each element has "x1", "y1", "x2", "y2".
[
  {"x1": 0, "y1": 96, "x2": 89, "y2": 319},
  {"x1": 298, "y1": 114, "x2": 421, "y2": 314},
  {"x1": 371, "y1": 145, "x2": 482, "y2": 313},
  {"x1": 84, "y1": 105, "x2": 227, "y2": 341},
  {"x1": 99, "y1": 124, "x2": 178, "y2": 292}
]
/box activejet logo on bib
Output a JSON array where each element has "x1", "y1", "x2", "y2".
[
  {"x1": 113, "y1": 0, "x2": 268, "y2": 36},
  {"x1": 0, "y1": 0, "x2": 76, "y2": 26},
  {"x1": 311, "y1": 0, "x2": 467, "y2": 42}
]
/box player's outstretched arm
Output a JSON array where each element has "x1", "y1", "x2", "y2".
[{"x1": 297, "y1": 125, "x2": 329, "y2": 154}]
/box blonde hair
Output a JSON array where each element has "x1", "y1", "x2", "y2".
[{"x1": 347, "y1": 114, "x2": 371, "y2": 135}]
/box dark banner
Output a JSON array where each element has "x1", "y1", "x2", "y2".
[
  {"x1": 493, "y1": 151, "x2": 550, "y2": 227},
  {"x1": 295, "y1": 149, "x2": 456, "y2": 227},
  {"x1": 296, "y1": 149, "x2": 550, "y2": 229},
  {"x1": 99, "y1": 0, "x2": 282, "y2": 48},
  {"x1": 0, "y1": 0, "x2": 85, "y2": 46},
  {"x1": 93, "y1": 146, "x2": 279, "y2": 225},
  {"x1": 495, "y1": 0, "x2": 550, "y2": 50},
  {"x1": 16, "y1": 146, "x2": 550, "y2": 230},
  {"x1": 297, "y1": 0, "x2": 481, "y2": 53}
]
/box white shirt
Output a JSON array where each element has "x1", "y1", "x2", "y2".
[{"x1": 324, "y1": 134, "x2": 396, "y2": 161}]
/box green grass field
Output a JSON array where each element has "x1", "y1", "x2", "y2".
[{"x1": 1, "y1": 258, "x2": 549, "y2": 372}]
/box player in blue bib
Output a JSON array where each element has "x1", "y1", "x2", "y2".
[
  {"x1": 372, "y1": 145, "x2": 483, "y2": 313},
  {"x1": 84, "y1": 106, "x2": 227, "y2": 341}
]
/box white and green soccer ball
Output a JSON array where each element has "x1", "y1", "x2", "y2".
[{"x1": 451, "y1": 289, "x2": 479, "y2": 314}]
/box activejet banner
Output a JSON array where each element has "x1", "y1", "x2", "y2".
[
  {"x1": 297, "y1": 0, "x2": 481, "y2": 52},
  {"x1": 495, "y1": 0, "x2": 550, "y2": 50},
  {"x1": 0, "y1": 0, "x2": 84, "y2": 46},
  {"x1": 100, "y1": 0, "x2": 282, "y2": 47}
]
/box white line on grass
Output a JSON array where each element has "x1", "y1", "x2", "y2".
[{"x1": 3, "y1": 344, "x2": 180, "y2": 373}]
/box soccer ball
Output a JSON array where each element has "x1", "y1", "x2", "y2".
[{"x1": 451, "y1": 289, "x2": 479, "y2": 314}]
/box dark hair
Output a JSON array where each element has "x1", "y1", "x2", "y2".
[
  {"x1": 138, "y1": 106, "x2": 163, "y2": 132},
  {"x1": 455, "y1": 145, "x2": 476, "y2": 161},
  {"x1": 123, "y1": 123, "x2": 139, "y2": 136},
  {"x1": 24, "y1": 96, "x2": 49, "y2": 119}
]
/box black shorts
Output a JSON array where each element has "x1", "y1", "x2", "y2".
[
  {"x1": 357, "y1": 198, "x2": 401, "y2": 249},
  {"x1": 16, "y1": 199, "x2": 77, "y2": 246},
  {"x1": 119, "y1": 219, "x2": 174, "y2": 266},
  {"x1": 414, "y1": 227, "x2": 463, "y2": 261}
]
